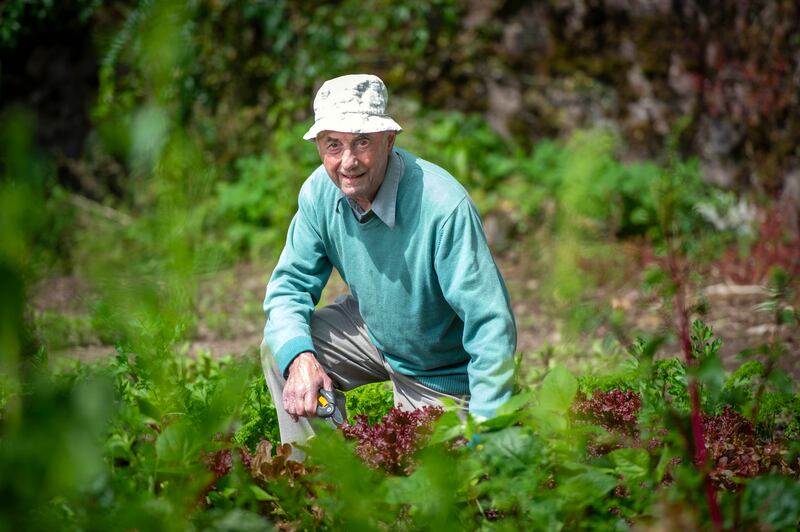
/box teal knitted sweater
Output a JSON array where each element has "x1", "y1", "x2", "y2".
[{"x1": 263, "y1": 148, "x2": 516, "y2": 418}]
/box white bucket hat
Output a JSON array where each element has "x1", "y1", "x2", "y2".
[{"x1": 302, "y1": 74, "x2": 403, "y2": 141}]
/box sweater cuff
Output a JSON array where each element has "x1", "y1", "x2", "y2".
[
  {"x1": 468, "y1": 391, "x2": 511, "y2": 420},
  {"x1": 275, "y1": 336, "x2": 317, "y2": 377}
]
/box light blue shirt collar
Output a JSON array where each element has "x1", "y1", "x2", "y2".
[{"x1": 337, "y1": 150, "x2": 404, "y2": 228}]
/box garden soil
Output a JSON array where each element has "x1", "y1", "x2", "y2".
[{"x1": 32, "y1": 254, "x2": 799, "y2": 379}]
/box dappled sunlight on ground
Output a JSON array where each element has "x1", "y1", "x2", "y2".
[{"x1": 31, "y1": 241, "x2": 798, "y2": 380}]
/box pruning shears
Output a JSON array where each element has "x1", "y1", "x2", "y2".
[{"x1": 316, "y1": 388, "x2": 346, "y2": 426}]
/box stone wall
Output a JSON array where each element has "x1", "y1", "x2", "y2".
[{"x1": 400, "y1": 0, "x2": 799, "y2": 197}]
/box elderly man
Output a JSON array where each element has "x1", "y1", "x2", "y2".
[{"x1": 261, "y1": 74, "x2": 516, "y2": 451}]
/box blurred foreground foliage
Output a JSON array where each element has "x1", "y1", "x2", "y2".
[
  {"x1": 2, "y1": 1, "x2": 799, "y2": 530},
  {"x1": 2, "y1": 303, "x2": 799, "y2": 530}
]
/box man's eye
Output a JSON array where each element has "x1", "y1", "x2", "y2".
[
  {"x1": 327, "y1": 143, "x2": 341, "y2": 152},
  {"x1": 356, "y1": 139, "x2": 370, "y2": 149}
]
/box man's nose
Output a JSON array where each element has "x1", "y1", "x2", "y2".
[{"x1": 341, "y1": 149, "x2": 358, "y2": 169}]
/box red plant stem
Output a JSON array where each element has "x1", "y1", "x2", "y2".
[{"x1": 669, "y1": 253, "x2": 723, "y2": 531}]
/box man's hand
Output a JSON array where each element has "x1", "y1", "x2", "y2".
[{"x1": 283, "y1": 351, "x2": 333, "y2": 422}]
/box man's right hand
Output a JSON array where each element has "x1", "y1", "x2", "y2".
[{"x1": 283, "y1": 351, "x2": 333, "y2": 422}]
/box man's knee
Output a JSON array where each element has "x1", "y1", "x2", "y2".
[{"x1": 260, "y1": 339, "x2": 279, "y2": 372}]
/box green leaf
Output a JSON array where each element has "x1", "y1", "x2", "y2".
[
  {"x1": 496, "y1": 391, "x2": 534, "y2": 416},
  {"x1": 608, "y1": 448, "x2": 649, "y2": 480},
  {"x1": 249, "y1": 484, "x2": 278, "y2": 502},
  {"x1": 482, "y1": 427, "x2": 536, "y2": 469},
  {"x1": 523, "y1": 498, "x2": 564, "y2": 531},
  {"x1": 742, "y1": 475, "x2": 800, "y2": 530},
  {"x1": 528, "y1": 406, "x2": 567, "y2": 433},
  {"x1": 155, "y1": 423, "x2": 198, "y2": 467},
  {"x1": 655, "y1": 446, "x2": 673, "y2": 483},
  {"x1": 558, "y1": 469, "x2": 618, "y2": 504},
  {"x1": 428, "y1": 411, "x2": 463, "y2": 445},
  {"x1": 540, "y1": 366, "x2": 578, "y2": 413},
  {"x1": 480, "y1": 411, "x2": 527, "y2": 431},
  {"x1": 697, "y1": 352, "x2": 726, "y2": 407},
  {"x1": 105, "y1": 432, "x2": 134, "y2": 459}
]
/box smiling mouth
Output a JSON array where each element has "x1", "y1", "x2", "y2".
[{"x1": 341, "y1": 172, "x2": 365, "y2": 180}]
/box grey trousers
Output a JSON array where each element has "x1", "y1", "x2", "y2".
[{"x1": 261, "y1": 295, "x2": 469, "y2": 456}]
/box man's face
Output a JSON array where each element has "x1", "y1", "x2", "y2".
[{"x1": 316, "y1": 130, "x2": 396, "y2": 209}]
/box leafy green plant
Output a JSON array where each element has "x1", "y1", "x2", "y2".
[
  {"x1": 401, "y1": 110, "x2": 521, "y2": 196},
  {"x1": 739, "y1": 475, "x2": 800, "y2": 531},
  {"x1": 344, "y1": 382, "x2": 394, "y2": 425},
  {"x1": 32, "y1": 310, "x2": 98, "y2": 351},
  {"x1": 234, "y1": 372, "x2": 279, "y2": 452},
  {"x1": 205, "y1": 123, "x2": 320, "y2": 260}
]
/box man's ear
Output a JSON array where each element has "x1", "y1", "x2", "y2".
[
  {"x1": 387, "y1": 132, "x2": 397, "y2": 150},
  {"x1": 314, "y1": 135, "x2": 325, "y2": 158}
]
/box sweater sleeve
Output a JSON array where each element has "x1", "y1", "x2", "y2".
[
  {"x1": 263, "y1": 185, "x2": 332, "y2": 377},
  {"x1": 434, "y1": 198, "x2": 517, "y2": 419}
]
